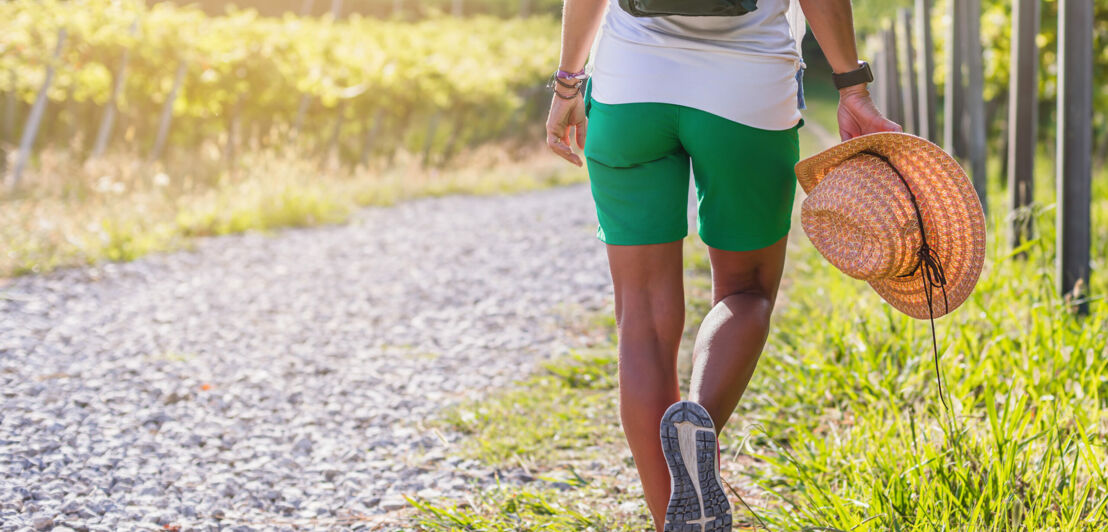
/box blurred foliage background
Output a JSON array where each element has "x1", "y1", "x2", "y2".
[
  {"x1": 0, "y1": 0, "x2": 561, "y2": 169},
  {"x1": 2, "y1": 0, "x2": 1107, "y2": 169},
  {"x1": 149, "y1": 0, "x2": 566, "y2": 18},
  {"x1": 0, "y1": 0, "x2": 1104, "y2": 274}
]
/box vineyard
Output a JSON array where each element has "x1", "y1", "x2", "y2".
[
  {"x1": 854, "y1": 0, "x2": 1108, "y2": 163},
  {"x1": 161, "y1": 0, "x2": 567, "y2": 19},
  {"x1": 0, "y1": 0, "x2": 559, "y2": 176}
]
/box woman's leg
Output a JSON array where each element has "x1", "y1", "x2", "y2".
[
  {"x1": 688, "y1": 235, "x2": 789, "y2": 434},
  {"x1": 606, "y1": 240, "x2": 685, "y2": 531},
  {"x1": 675, "y1": 105, "x2": 798, "y2": 435}
]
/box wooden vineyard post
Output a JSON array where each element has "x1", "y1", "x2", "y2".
[
  {"x1": 225, "y1": 94, "x2": 244, "y2": 169},
  {"x1": 326, "y1": 100, "x2": 346, "y2": 164},
  {"x1": 292, "y1": 97, "x2": 311, "y2": 142},
  {"x1": 290, "y1": 0, "x2": 319, "y2": 143},
  {"x1": 452, "y1": 0, "x2": 464, "y2": 17},
  {"x1": 1008, "y1": 0, "x2": 1039, "y2": 255},
  {"x1": 330, "y1": 0, "x2": 343, "y2": 18},
  {"x1": 1056, "y1": 0, "x2": 1093, "y2": 314},
  {"x1": 149, "y1": 62, "x2": 187, "y2": 162},
  {"x1": 3, "y1": 70, "x2": 16, "y2": 144},
  {"x1": 944, "y1": 0, "x2": 966, "y2": 158},
  {"x1": 897, "y1": 9, "x2": 919, "y2": 135},
  {"x1": 92, "y1": 18, "x2": 140, "y2": 159},
  {"x1": 965, "y1": 0, "x2": 987, "y2": 214},
  {"x1": 883, "y1": 28, "x2": 904, "y2": 128},
  {"x1": 1, "y1": 70, "x2": 15, "y2": 176},
  {"x1": 519, "y1": 0, "x2": 532, "y2": 18},
  {"x1": 421, "y1": 112, "x2": 441, "y2": 168},
  {"x1": 360, "y1": 108, "x2": 384, "y2": 168},
  {"x1": 441, "y1": 108, "x2": 469, "y2": 165},
  {"x1": 873, "y1": 48, "x2": 886, "y2": 114},
  {"x1": 9, "y1": 28, "x2": 66, "y2": 188},
  {"x1": 915, "y1": 0, "x2": 938, "y2": 142}
]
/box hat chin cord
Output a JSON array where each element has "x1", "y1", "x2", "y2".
[{"x1": 859, "y1": 150, "x2": 953, "y2": 414}]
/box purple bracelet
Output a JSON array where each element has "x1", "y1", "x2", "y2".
[{"x1": 556, "y1": 68, "x2": 588, "y2": 81}]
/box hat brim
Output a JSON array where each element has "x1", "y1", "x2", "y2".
[{"x1": 795, "y1": 132, "x2": 987, "y2": 320}]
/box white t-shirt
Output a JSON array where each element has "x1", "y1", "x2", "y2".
[{"x1": 587, "y1": 0, "x2": 805, "y2": 131}]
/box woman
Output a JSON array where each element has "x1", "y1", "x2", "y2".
[{"x1": 545, "y1": 0, "x2": 900, "y2": 530}]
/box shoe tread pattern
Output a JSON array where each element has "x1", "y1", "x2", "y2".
[{"x1": 660, "y1": 401, "x2": 732, "y2": 532}]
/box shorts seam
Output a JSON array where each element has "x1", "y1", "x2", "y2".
[{"x1": 699, "y1": 218, "x2": 792, "y2": 252}]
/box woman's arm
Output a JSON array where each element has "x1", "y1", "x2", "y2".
[
  {"x1": 799, "y1": 0, "x2": 902, "y2": 140},
  {"x1": 546, "y1": 0, "x2": 607, "y2": 166},
  {"x1": 558, "y1": 0, "x2": 607, "y2": 73}
]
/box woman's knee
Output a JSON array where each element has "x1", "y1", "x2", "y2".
[
  {"x1": 714, "y1": 290, "x2": 776, "y2": 332},
  {"x1": 706, "y1": 237, "x2": 787, "y2": 307},
  {"x1": 614, "y1": 288, "x2": 685, "y2": 335}
]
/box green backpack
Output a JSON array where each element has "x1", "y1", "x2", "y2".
[{"x1": 617, "y1": 0, "x2": 757, "y2": 17}]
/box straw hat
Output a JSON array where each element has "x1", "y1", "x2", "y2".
[{"x1": 795, "y1": 132, "x2": 986, "y2": 320}]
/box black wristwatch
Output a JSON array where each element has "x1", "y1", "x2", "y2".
[{"x1": 832, "y1": 61, "x2": 874, "y2": 90}]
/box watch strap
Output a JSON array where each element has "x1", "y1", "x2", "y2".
[{"x1": 832, "y1": 61, "x2": 874, "y2": 90}]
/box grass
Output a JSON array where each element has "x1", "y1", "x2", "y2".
[
  {"x1": 411, "y1": 81, "x2": 1108, "y2": 530},
  {"x1": 413, "y1": 352, "x2": 652, "y2": 531},
  {"x1": 721, "y1": 165, "x2": 1108, "y2": 530},
  {"x1": 440, "y1": 349, "x2": 622, "y2": 467},
  {"x1": 407, "y1": 481, "x2": 631, "y2": 532},
  {"x1": 0, "y1": 141, "x2": 585, "y2": 278}
]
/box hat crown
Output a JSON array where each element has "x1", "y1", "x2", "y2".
[
  {"x1": 801, "y1": 154, "x2": 923, "y2": 281},
  {"x1": 794, "y1": 132, "x2": 987, "y2": 320}
]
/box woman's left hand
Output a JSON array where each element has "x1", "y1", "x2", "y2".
[{"x1": 837, "y1": 85, "x2": 902, "y2": 141}]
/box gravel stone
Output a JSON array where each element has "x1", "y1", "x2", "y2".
[{"x1": 0, "y1": 185, "x2": 612, "y2": 530}]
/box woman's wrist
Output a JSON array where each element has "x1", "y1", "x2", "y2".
[
  {"x1": 553, "y1": 83, "x2": 582, "y2": 97},
  {"x1": 549, "y1": 71, "x2": 586, "y2": 99},
  {"x1": 838, "y1": 84, "x2": 869, "y2": 98}
]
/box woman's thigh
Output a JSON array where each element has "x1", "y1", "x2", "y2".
[
  {"x1": 605, "y1": 241, "x2": 686, "y2": 366},
  {"x1": 584, "y1": 99, "x2": 691, "y2": 247},
  {"x1": 605, "y1": 240, "x2": 685, "y2": 316},
  {"x1": 677, "y1": 106, "x2": 800, "y2": 254}
]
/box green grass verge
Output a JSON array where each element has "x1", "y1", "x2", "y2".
[
  {"x1": 440, "y1": 349, "x2": 622, "y2": 466},
  {"x1": 413, "y1": 349, "x2": 652, "y2": 531},
  {"x1": 407, "y1": 481, "x2": 628, "y2": 532}
]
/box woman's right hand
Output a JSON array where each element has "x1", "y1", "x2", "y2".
[{"x1": 545, "y1": 91, "x2": 588, "y2": 167}]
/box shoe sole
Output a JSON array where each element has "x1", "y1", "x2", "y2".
[{"x1": 660, "y1": 401, "x2": 732, "y2": 532}]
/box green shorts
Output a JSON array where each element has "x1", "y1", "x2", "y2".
[{"x1": 582, "y1": 78, "x2": 801, "y2": 252}]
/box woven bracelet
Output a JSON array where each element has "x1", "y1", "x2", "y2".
[{"x1": 555, "y1": 68, "x2": 588, "y2": 81}]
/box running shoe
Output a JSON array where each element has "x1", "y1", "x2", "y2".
[{"x1": 659, "y1": 400, "x2": 732, "y2": 532}]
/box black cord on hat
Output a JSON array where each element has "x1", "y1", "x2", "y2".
[{"x1": 860, "y1": 150, "x2": 951, "y2": 412}]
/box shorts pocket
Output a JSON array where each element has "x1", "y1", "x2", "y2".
[{"x1": 583, "y1": 101, "x2": 681, "y2": 169}]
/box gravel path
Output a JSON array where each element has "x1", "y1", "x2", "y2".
[{"x1": 0, "y1": 184, "x2": 613, "y2": 531}]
